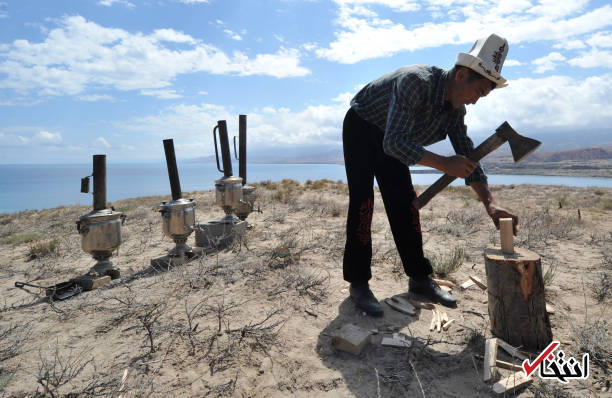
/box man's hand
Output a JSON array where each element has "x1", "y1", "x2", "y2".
[
  {"x1": 418, "y1": 151, "x2": 477, "y2": 178},
  {"x1": 442, "y1": 155, "x2": 478, "y2": 178},
  {"x1": 486, "y1": 203, "x2": 518, "y2": 235}
]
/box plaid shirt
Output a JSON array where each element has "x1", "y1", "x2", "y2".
[{"x1": 351, "y1": 65, "x2": 487, "y2": 184}]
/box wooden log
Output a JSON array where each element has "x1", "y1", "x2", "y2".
[
  {"x1": 485, "y1": 246, "x2": 553, "y2": 351},
  {"x1": 484, "y1": 338, "x2": 498, "y2": 382}
]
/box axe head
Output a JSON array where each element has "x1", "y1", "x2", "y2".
[{"x1": 496, "y1": 121, "x2": 541, "y2": 163}]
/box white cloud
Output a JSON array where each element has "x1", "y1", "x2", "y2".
[
  {"x1": 317, "y1": 1, "x2": 612, "y2": 63},
  {"x1": 568, "y1": 48, "x2": 612, "y2": 68},
  {"x1": 0, "y1": 15, "x2": 310, "y2": 97},
  {"x1": 0, "y1": 129, "x2": 63, "y2": 146},
  {"x1": 532, "y1": 52, "x2": 566, "y2": 73},
  {"x1": 587, "y1": 30, "x2": 612, "y2": 48},
  {"x1": 223, "y1": 29, "x2": 242, "y2": 41},
  {"x1": 78, "y1": 94, "x2": 115, "y2": 102},
  {"x1": 140, "y1": 88, "x2": 182, "y2": 99},
  {"x1": 504, "y1": 59, "x2": 522, "y2": 66},
  {"x1": 35, "y1": 130, "x2": 62, "y2": 143},
  {"x1": 178, "y1": 0, "x2": 209, "y2": 3},
  {"x1": 0, "y1": 132, "x2": 29, "y2": 146},
  {"x1": 336, "y1": 0, "x2": 420, "y2": 12},
  {"x1": 466, "y1": 73, "x2": 612, "y2": 135},
  {"x1": 120, "y1": 98, "x2": 348, "y2": 157},
  {"x1": 96, "y1": 137, "x2": 111, "y2": 148},
  {"x1": 553, "y1": 39, "x2": 586, "y2": 50},
  {"x1": 99, "y1": 0, "x2": 135, "y2": 8}
]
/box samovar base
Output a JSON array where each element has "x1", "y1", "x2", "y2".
[{"x1": 89, "y1": 259, "x2": 120, "y2": 279}]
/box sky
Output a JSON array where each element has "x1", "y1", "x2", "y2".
[{"x1": 0, "y1": 0, "x2": 611, "y2": 164}]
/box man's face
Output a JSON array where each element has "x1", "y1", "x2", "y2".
[{"x1": 449, "y1": 69, "x2": 493, "y2": 109}]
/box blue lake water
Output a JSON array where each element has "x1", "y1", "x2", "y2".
[{"x1": 0, "y1": 162, "x2": 610, "y2": 214}]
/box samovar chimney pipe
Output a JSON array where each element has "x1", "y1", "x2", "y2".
[
  {"x1": 217, "y1": 120, "x2": 233, "y2": 178},
  {"x1": 163, "y1": 139, "x2": 182, "y2": 201},
  {"x1": 93, "y1": 154, "x2": 106, "y2": 211},
  {"x1": 238, "y1": 114, "x2": 247, "y2": 185}
]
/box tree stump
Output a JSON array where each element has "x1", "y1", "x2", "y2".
[{"x1": 484, "y1": 246, "x2": 552, "y2": 351}]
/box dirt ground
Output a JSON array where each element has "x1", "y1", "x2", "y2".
[{"x1": 0, "y1": 180, "x2": 610, "y2": 397}]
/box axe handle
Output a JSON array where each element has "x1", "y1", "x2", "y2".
[{"x1": 412, "y1": 133, "x2": 507, "y2": 209}]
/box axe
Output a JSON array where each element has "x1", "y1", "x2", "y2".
[{"x1": 412, "y1": 121, "x2": 541, "y2": 209}]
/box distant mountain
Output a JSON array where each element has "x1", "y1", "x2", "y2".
[
  {"x1": 186, "y1": 144, "x2": 612, "y2": 165},
  {"x1": 526, "y1": 147, "x2": 612, "y2": 162}
]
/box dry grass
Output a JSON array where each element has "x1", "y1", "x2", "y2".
[{"x1": 0, "y1": 182, "x2": 610, "y2": 397}]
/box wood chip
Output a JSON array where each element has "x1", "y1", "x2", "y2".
[
  {"x1": 429, "y1": 309, "x2": 437, "y2": 331},
  {"x1": 381, "y1": 332, "x2": 412, "y2": 348},
  {"x1": 460, "y1": 279, "x2": 475, "y2": 290},
  {"x1": 492, "y1": 371, "x2": 532, "y2": 394},
  {"x1": 442, "y1": 319, "x2": 455, "y2": 331},
  {"x1": 409, "y1": 299, "x2": 436, "y2": 310},
  {"x1": 546, "y1": 303, "x2": 555, "y2": 314},
  {"x1": 435, "y1": 307, "x2": 441, "y2": 332},
  {"x1": 440, "y1": 311, "x2": 449, "y2": 326},
  {"x1": 439, "y1": 285, "x2": 452, "y2": 293},
  {"x1": 433, "y1": 278, "x2": 456, "y2": 288},
  {"x1": 470, "y1": 275, "x2": 487, "y2": 290},
  {"x1": 484, "y1": 338, "x2": 499, "y2": 382}
]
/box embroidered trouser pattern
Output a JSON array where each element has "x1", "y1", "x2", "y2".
[{"x1": 342, "y1": 108, "x2": 433, "y2": 284}]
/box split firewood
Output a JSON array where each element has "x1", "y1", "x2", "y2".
[
  {"x1": 460, "y1": 279, "x2": 475, "y2": 290},
  {"x1": 440, "y1": 311, "x2": 449, "y2": 326},
  {"x1": 442, "y1": 319, "x2": 455, "y2": 331},
  {"x1": 492, "y1": 371, "x2": 532, "y2": 394},
  {"x1": 484, "y1": 338, "x2": 499, "y2": 382},
  {"x1": 439, "y1": 285, "x2": 453, "y2": 293},
  {"x1": 496, "y1": 338, "x2": 529, "y2": 361},
  {"x1": 433, "y1": 278, "x2": 456, "y2": 288},
  {"x1": 331, "y1": 324, "x2": 372, "y2": 355},
  {"x1": 475, "y1": 355, "x2": 523, "y2": 372},
  {"x1": 429, "y1": 309, "x2": 437, "y2": 331},
  {"x1": 470, "y1": 275, "x2": 487, "y2": 290}
]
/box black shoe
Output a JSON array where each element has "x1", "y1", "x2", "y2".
[
  {"x1": 349, "y1": 283, "x2": 384, "y2": 317},
  {"x1": 409, "y1": 277, "x2": 457, "y2": 307}
]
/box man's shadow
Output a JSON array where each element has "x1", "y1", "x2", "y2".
[{"x1": 316, "y1": 296, "x2": 492, "y2": 397}]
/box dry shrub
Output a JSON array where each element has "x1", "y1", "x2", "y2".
[
  {"x1": 590, "y1": 271, "x2": 611, "y2": 303},
  {"x1": 428, "y1": 247, "x2": 464, "y2": 277},
  {"x1": 517, "y1": 211, "x2": 581, "y2": 248},
  {"x1": 571, "y1": 318, "x2": 610, "y2": 371},
  {"x1": 28, "y1": 238, "x2": 59, "y2": 259},
  {"x1": 1, "y1": 233, "x2": 45, "y2": 245}
]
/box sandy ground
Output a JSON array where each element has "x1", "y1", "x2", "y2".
[{"x1": 0, "y1": 180, "x2": 610, "y2": 397}]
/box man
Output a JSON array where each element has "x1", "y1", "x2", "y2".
[{"x1": 343, "y1": 34, "x2": 518, "y2": 316}]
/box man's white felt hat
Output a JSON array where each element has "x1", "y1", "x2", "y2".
[{"x1": 455, "y1": 34, "x2": 509, "y2": 88}]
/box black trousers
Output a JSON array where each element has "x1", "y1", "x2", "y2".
[{"x1": 342, "y1": 107, "x2": 433, "y2": 284}]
